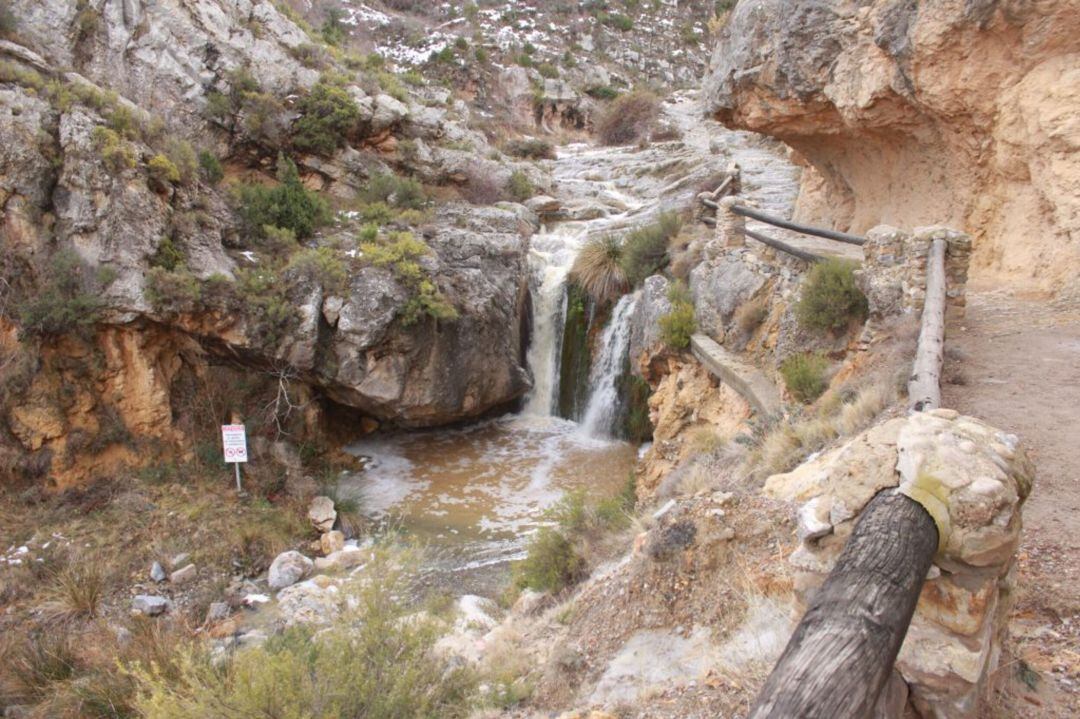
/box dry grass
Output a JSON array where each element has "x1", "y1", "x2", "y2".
[
  {"x1": 734, "y1": 295, "x2": 769, "y2": 337},
  {"x1": 595, "y1": 90, "x2": 661, "y2": 146},
  {"x1": 40, "y1": 563, "x2": 105, "y2": 623},
  {"x1": 570, "y1": 235, "x2": 628, "y2": 304}
]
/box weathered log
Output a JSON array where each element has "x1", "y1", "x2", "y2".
[
  {"x1": 749, "y1": 491, "x2": 938, "y2": 719},
  {"x1": 732, "y1": 204, "x2": 867, "y2": 246},
  {"x1": 744, "y1": 228, "x2": 823, "y2": 264},
  {"x1": 908, "y1": 238, "x2": 947, "y2": 412}
]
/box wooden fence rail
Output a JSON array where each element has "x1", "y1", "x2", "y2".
[
  {"x1": 748, "y1": 225, "x2": 951, "y2": 715},
  {"x1": 730, "y1": 204, "x2": 867, "y2": 246}
]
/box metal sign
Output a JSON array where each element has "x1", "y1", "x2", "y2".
[{"x1": 221, "y1": 424, "x2": 249, "y2": 463}]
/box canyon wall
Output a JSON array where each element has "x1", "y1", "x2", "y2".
[{"x1": 703, "y1": 0, "x2": 1080, "y2": 293}]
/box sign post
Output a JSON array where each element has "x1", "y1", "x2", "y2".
[{"x1": 221, "y1": 424, "x2": 249, "y2": 492}]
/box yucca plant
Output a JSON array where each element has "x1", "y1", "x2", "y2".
[{"x1": 570, "y1": 235, "x2": 628, "y2": 304}]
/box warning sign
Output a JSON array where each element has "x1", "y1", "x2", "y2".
[{"x1": 221, "y1": 424, "x2": 248, "y2": 463}]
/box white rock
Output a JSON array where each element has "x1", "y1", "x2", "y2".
[
  {"x1": 268, "y1": 551, "x2": 313, "y2": 590},
  {"x1": 307, "y1": 496, "x2": 336, "y2": 533},
  {"x1": 132, "y1": 595, "x2": 169, "y2": 616}
]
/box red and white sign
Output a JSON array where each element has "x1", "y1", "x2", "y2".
[{"x1": 221, "y1": 424, "x2": 248, "y2": 463}]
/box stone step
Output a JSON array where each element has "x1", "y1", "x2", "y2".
[{"x1": 689, "y1": 334, "x2": 782, "y2": 417}]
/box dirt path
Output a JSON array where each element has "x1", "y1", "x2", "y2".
[{"x1": 941, "y1": 290, "x2": 1080, "y2": 715}]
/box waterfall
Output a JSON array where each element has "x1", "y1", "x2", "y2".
[
  {"x1": 579, "y1": 293, "x2": 638, "y2": 438},
  {"x1": 522, "y1": 226, "x2": 584, "y2": 416}
]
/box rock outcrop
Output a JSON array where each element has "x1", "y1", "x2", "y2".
[{"x1": 703, "y1": 0, "x2": 1080, "y2": 293}]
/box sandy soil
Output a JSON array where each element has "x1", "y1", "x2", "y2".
[{"x1": 942, "y1": 289, "x2": 1080, "y2": 716}]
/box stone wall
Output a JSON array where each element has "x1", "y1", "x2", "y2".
[
  {"x1": 764, "y1": 410, "x2": 1033, "y2": 717},
  {"x1": 857, "y1": 225, "x2": 973, "y2": 322}
]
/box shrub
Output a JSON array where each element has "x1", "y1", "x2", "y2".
[
  {"x1": 150, "y1": 236, "x2": 184, "y2": 271},
  {"x1": 145, "y1": 267, "x2": 201, "y2": 314},
  {"x1": 595, "y1": 90, "x2": 660, "y2": 145},
  {"x1": 292, "y1": 79, "x2": 361, "y2": 156},
  {"x1": 18, "y1": 250, "x2": 105, "y2": 340},
  {"x1": 586, "y1": 85, "x2": 619, "y2": 100},
  {"x1": 600, "y1": 12, "x2": 634, "y2": 31},
  {"x1": 506, "y1": 170, "x2": 535, "y2": 202},
  {"x1": 734, "y1": 294, "x2": 769, "y2": 336},
  {"x1": 474, "y1": 46, "x2": 489, "y2": 63},
  {"x1": 42, "y1": 563, "x2": 104, "y2": 622},
  {"x1": 503, "y1": 138, "x2": 555, "y2": 160},
  {"x1": 284, "y1": 246, "x2": 348, "y2": 294},
  {"x1": 235, "y1": 268, "x2": 295, "y2": 346},
  {"x1": 236, "y1": 155, "x2": 330, "y2": 240},
  {"x1": 780, "y1": 352, "x2": 830, "y2": 404},
  {"x1": 513, "y1": 527, "x2": 583, "y2": 592},
  {"x1": 795, "y1": 258, "x2": 869, "y2": 332},
  {"x1": 147, "y1": 153, "x2": 180, "y2": 187},
  {"x1": 361, "y1": 231, "x2": 457, "y2": 325},
  {"x1": 570, "y1": 235, "x2": 627, "y2": 304},
  {"x1": 321, "y1": 8, "x2": 345, "y2": 46},
  {"x1": 536, "y1": 62, "x2": 559, "y2": 79},
  {"x1": 197, "y1": 151, "x2": 223, "y2": 184},
  {"x1": 659, "y1": 281, "x2": 696, "y2": 349},
  {"x1": 132, "y1": 552, "x2": 476, "y2": 719},
  {"x1": 91, "y1": 126, "x2": 136, "y2": 173},
  {"x1": 515, "y1": 53, "x2": 533, "y2": 68},
  {"x1": 619, "y1": 211, "x2": 681, "y2": 286},
  {"x1": 165, "y1": 138, "x2": 198, "y2": 185},
  {"x1": 361, "y1": 173, "x2": 427, "y2": 210}
]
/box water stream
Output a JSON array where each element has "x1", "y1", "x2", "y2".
[{"x1": 339, "y1": 92, "x2": 804, "y2": 598}]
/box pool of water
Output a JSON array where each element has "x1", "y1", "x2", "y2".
[{"x1": 341, "y1": 414, "x2": 637, "y2": 596}]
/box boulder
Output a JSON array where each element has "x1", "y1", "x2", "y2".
[
  {"x1": 307, "y1": 496, "x2": 337, "y2": 533},
  {"x1": 370, "y1": 94, "x2": 408, "y2": 133},
  {"x1": 319, "y1": 530, "x2": 346, "y2": 556},
  {"x1": 267, "y1": 550, "x2": 314, "y2": 590},
  {"x1": 313, "y1": 546, "x2": 366, "y2": 571},
  {"x1": 132, "y1": 595, "x2": 169, "y2": 616}
]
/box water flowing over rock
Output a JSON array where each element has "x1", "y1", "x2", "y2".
[
  {"x1": 580, "y1": 293, "x2": 638, "y2": 438},
  {"x1": 702, "y1": 0, "x2": 1080, "y2": 294}
]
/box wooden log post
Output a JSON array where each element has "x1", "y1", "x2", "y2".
[
  {"x1": 748, "y1": 491, "x2": 939, "y2": 719},
  {"x1": 908, "y1": 238, "x2": 947, "y2": 412},
  {"x1": 730, "y1": 204, "x2": 867, "y2": 246}
]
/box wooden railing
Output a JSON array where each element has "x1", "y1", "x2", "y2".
[
  {"x1": 747, "y1": 234, "x2": 950, "y2": 717},
  {"x1": 699, "y1": 175, "x2": 865, "y2": 261}
]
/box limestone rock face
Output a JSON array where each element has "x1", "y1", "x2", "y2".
[
  {"x1": 627, "y1": 275, "x2": 671, "y2": 378},
  {"x1": 703, "y1": 0, "x2": 1080, "y2": 294}
]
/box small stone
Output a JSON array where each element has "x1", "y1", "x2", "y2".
[
  {"x1": 307, "y1": 496, "x2": 337, "y2": 533},
  {"x1": 170, "y1": 563, "x2": 197, "y2": 584},
  {"x1": 170, "y1": 553, "x2": 191, "y2": 569},
  {"x1": 268, "y1": 550, "x2": 313, "y2": 590},
  {"x1": 206, "y1": 601, "x2": 230, "y2": 623},
  {"x1": 929, "y1": 408, "x2": 959, "y2": 420},
  {"x1": 150, "y1": 561, "x2": 167, "y2": 583},
  {"x1": 320, "y1": 530, "x2": 346, "y2": 556},
  {"x1": 132, "y1": 595, "x2": 169, "y2": 616}
]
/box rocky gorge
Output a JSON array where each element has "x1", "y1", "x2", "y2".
[{"x1": 0, "y1": 1, "x2": 1076, "y2": 718}]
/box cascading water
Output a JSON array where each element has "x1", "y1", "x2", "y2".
[{"x1": 579, "y1": 292, "x2": 639, "y2": 438}]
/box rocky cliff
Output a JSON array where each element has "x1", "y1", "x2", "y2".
[
  {"x1": 0, "y1": 0, "x2": 541, "y2": 485},
  {"x1": 703, "y1": 0, "x2": 1080, "y2": 293}
]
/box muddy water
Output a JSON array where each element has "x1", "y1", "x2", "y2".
[
  {"x1": 342, "y1": 416, "x2": 636, "y2": 596},
  {"x1": 338, "y1": 91, "x2": 805, "y2": 598}
]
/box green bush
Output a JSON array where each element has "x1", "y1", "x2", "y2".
[
  {"x1": 0, "y1": 2, "x2": 17, "y2": 38},
  {"x1": 91, "y1": 126, "x2": 135, "y2": 173},
  {"x1": 292, "y1": 79, "x2": 361, "y2": 156},
  {"x1": 235, "y1": 268, "x2": 295, "y2": 347},
  {"x1": 197, "y1": 151, "x2": 224, "y2": 185},
  {"x1": 284, "y1": 246, "x2": 348, "y2": 295},
  {"x1": 150, "y1": 237, "x2": 184, "y2": 271},
  {"x1": 570, "y1": 235, "x2": 627, "y2": 305},
  {"x1": 361, "y1": 173, "x2": 428, "y2": 210},
  {"x1": 619, "y1": 211, "x2": 681, "y2": 286},
  {"x1": 145, "y1": 267, "x2": 201, "y2": 314},
  {"x1": 595, "y1": 89, "x2": 660, "y2": 145},
  {"x1": 18, "y1": 250, "x2": 105, "y2": 340},
  {"x1": 132, "y1": 552, "x2": 476, "y2": 719},
  {"x1": 321, "y1": 8, "x2": 345, "y2": 46},
  {"x1": 147, "y1": 154, "x2": 180, "y2": 187},
  {"x1": 780, "y1": 352, "x2": 830, "y2": 404},
  {"x1": 512, "y1": 528, "x2": 583, "y2": 593},
  {"x1": 506, "y1": 170, "x2": 535, "y2": 202},
  {"x1": 360, "y1": 231, "x2": 457, "y2": 326},
  {"x1": 165, "y1": 138, "x2": 198, "y2": 185},
  {"x1": 536, "y1": 62, "x2": 559, "y2": 79},
  {"x1": 586, "y1": 85, "x2": 619, "y2": 100},
  {"x1": 236, "y1": 155, "x2": 330, "y2": 240},
  {"x1": 659, "y1": 281, "x2": 696, "y2": 349},
  {"x1": 795, "y1": 258, "x2": 869, "y2": 332},
  {"x1": 600, "y1": 12, "x2": 634, "y2": 31},
  {"x1": 474, "y1": 47, "x2": 489, "y2": 63},
  {"x1": 503, "y1": 138, "x2": 555, "y2": 160}
]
